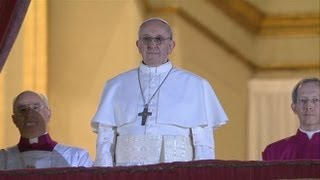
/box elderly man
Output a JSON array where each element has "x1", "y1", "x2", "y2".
[
  {"x1": 91, "y1": 17, "x2": 228, "y2": 167},
  {"x1": 262, "y1": 77, "x2": 320, "y2": 160},
  {"x1": 0, "y1": 91, "x2": 93, "y2": 169}
]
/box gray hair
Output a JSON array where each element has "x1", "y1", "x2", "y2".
[
  {"x1": 292, "y1": 77, "x2": 320, "y2": 103},
  {"x1": 138, "y1": 17, "x2": 173, "y2": 39}
]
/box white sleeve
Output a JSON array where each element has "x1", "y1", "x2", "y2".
[
  {"x1": 191, "y1": 126, "x2": 215, "y2": 160},
  {"x1": 94, "y1": 123, "x2": 116, "y2": 167},
  {"x1": 78, "y1": 150, "x2": 94, "y2": 167}
]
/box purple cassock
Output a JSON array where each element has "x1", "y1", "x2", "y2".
[{"x1": 262, "y1": 130, "x2": 320, "y2": 160}]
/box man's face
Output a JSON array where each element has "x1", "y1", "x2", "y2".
[
  {"x1": 12, "y1": 92, "x2": 51, "y2": 138},
  {"x1": 291, "y1": 82, "x2": 320, "y2": 131},
  {"x1": 136, "y1": 21, "x2": 175, "y2": 67}
]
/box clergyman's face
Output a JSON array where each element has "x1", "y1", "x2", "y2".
[
  {"x1": 136, "y1": 20, "x2": 175, "y2": 67},
  {"x1": 291, "y1": 82, "x2": 320, "y2": 131},
  {"x1": 12, "y1": 92, "x2": 51, "y2": 138}
]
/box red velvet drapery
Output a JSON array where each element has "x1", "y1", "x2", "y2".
[
  {"x1": 0, "y1": 160, "x2": 319, "y2": 180},
  {"x1": 0, "y1": 0, "x2": 30, "y2": 72}
]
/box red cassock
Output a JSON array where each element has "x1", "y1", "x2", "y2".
[{"x1": 262, "y1": 130, "x2": 320, "y2": 160}]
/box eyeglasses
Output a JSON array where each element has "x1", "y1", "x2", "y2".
[
  {"x1": 297, "y1": 98, "x2": 320, "y2": 105},
  {"x1": 16, "y1": 104, "x2": 45, "y2": 113},
  {"x1": 140, "y1": 36, "x2": 171, "y2": 45}
]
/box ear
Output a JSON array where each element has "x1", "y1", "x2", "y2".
[
  {"x1": 291, "y1": 103, "x2": 297, "y2": 115},
  {"x1": 168, "y1": 40, "x2": 175, "y2": 54},
  {"x1": 136, "y1": 40, "x2": 143, "y2": 54},
  {"x1": 46, "y1": 108, "x2": 52, "y2": 122},
  {"x1": 11, "y1": 115, "x2": 19, "y2": 128}
]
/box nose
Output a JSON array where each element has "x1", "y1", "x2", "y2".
[
  {"x1": 19, "y1": 109, "x2": 35, "y2": 119},
  {"x1": 147, "y1": 39, "x2": 158, "y2": 47},
  {"x1": 24, "y1": 110, "x2": 33, "y2": 117},
  {"x1": 304, "y1": 101, "x2": 314, "y2": 110}
]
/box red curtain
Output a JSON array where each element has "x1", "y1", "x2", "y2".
[
  {"x1": 0, "y1": 160, "x2": 319, "y2": 180},
  {"x1": 0, "y1": 0, "x2": 30, "y2": 72}
]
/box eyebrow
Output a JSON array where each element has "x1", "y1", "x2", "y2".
[
  {"x1": 141, "y1": 34, "x2": 166, "y2": 37},
  {"x1": 16, "y1": 102, "x2": 42, "y2": 107},
  {"x1": 298, "y1": 95, "x2": 320, "y2": 98}
]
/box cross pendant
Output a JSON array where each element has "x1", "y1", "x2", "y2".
[{"x1": 138, "y1": 106, "x2": 152, "y2": 126}]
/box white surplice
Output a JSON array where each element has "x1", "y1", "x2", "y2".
[
  {"x1": 0, "y1": 144, "x2": 93, "y2": 170},
  {"x1": 91, "y1": 61, "x2": 228, "y2": 167}
]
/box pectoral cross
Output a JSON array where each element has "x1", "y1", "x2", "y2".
[{"x1": 138, "y1": 106, "x2": 152, "y2": 126}]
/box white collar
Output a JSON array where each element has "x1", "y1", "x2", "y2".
[
  {"x1": 139, "y1": 60, "x2": 173, "y2": 74},
  {"x1": 28, "y1": 132, "x2": 48, "y2": 144},
  {"x1": 299, "y1": 128, "x2": 320, "y2": 139}
]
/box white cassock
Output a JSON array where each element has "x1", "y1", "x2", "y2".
[
  {"x1": 0, "y1": 144, "x2": 93, "y2": 170},
  {"x1": 91, "y1": 61, "x2": 228, "y2": 167}
]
